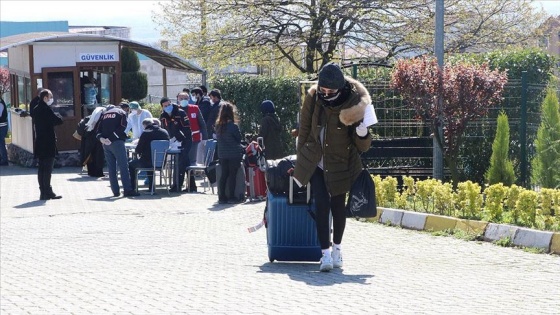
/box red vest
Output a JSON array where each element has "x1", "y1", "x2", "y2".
[{"x1": 186, "y1": 105, "x2": 202, "y2": 142}]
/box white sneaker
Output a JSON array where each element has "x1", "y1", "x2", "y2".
[
  {"x1": 332, "y1": 248, "x2": 343, "y2": 268},
  {"x1": 319, "y1": 253, "x2": 333, "y2": 272}
]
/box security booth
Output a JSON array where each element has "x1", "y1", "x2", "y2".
[{"x1": 1, "y1": 32, "x2": 204, "y2": 166}]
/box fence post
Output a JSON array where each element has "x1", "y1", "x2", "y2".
[
  {"x1": 520, "y1": 71, "x2": 528, "y2": 188},
  {"x1": 352, "y1": 64, "x2": 357, "y2": 79}
]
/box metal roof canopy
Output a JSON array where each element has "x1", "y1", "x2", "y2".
[{"x1": 0, "y1": 32, "x2": 205, "y2": 73}]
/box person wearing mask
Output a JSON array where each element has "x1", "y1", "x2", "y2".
[
  {"x1": 258, "y1": 100, "x2": 283, "y2": 160},
  {"x1": 96, "y1": 104, "x2": 140, "y2": 197},
  {"x1": 293, "y1": 63, "x2": 373, "y2": 272},
  {"x1": 159, "y1": 97, "x2": 192, "y2": 192},
  {"x1": 0, "y1": 97, "x2": 9, "y2": 166},
  {"x1": 128, "y1": 118, "x2": 170, "y2": 192},
  {"x1": 191, "y1": 87, "x2": 212, "y2": 126},
  {"x1": 177, "y1": 92, "x2": 208, "y2": 192},
  {"x1": 215, "y1": 102, "x2": 244, "y2": 204},
  {"x1": 31, "y1": 89, "x2": 64, "y2": 200},
  {"x1": 124, "y1": 101, "x2": 153, "y2": 140}
]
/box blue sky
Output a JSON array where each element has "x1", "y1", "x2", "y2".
[{"x1": 1, "y1": 0, "x2": 559, "y2": 46}]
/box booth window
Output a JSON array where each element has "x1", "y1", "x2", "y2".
[
  {"x1": 16, "y1": 76, "x2": 31, "y2": 109},
  {"x1": 48, "y1": 72, "x2": 75, "y2": 118}
]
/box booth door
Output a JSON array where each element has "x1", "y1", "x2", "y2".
[{"x1": 42, "y1": 68, "x2": 81, "y2": 152}]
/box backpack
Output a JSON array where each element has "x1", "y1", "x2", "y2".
[
  {"x1": 244, "y1": 141, "x2": 266, "y2": 170},
  {"x1": 265, "y1": 155, "x2": 297, "y2": 194}
]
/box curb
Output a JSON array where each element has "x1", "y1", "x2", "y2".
[{"x1": 373, "y1": 208, "x2": 558, "y2": 254}]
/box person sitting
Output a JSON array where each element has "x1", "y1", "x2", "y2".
[{"x1": 128, "y1": 118, "x2": 170, "y2": 192}]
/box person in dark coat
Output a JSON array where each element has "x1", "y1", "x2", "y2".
[
  {"x1": 128, "y1": 118, "x2": 170, "y2": 192},
  {"x1": 215, "y1": 102, "x2": 244, "y2": 204},
  {"x1": 77, "y1": 106, "x2": 106, "y2": 177},
  {"x1": 31, "y1": 89, "x2": 63, "y2": 200},
  {"x1": 258, "y1": 100, "x2": 283, "y2": 160},
  {"x1": 293, "y1": 63, "x2": 373, "y2": 272},
  {"x1": 96, "y1": 105, "x2": 139, "y2": 197},
  {"x1": 0, "y1": 97, "x2": 9, "y2": 165},
  {"x1": 159, "y1": 97, "x2": 192, "y2": 192}
]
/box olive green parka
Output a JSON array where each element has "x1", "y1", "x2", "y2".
[{"x1": 293, "y1": 77, "x2": 373, "y2": 196}]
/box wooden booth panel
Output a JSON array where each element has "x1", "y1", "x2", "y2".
[{"x1": 43, "y1": 68, "x2": 81, "y2": 152}]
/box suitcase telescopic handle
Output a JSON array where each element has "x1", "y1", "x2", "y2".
[{"x1": 288, "y1": 176, "x2": 311, "y2": 204}]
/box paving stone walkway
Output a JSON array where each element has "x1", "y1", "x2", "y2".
[{"x1": 1, "y1": 166, "x2": 559, "y2": 314}]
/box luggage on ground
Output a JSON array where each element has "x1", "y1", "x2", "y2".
[
  {"x1": 246, "y1": 166, "x2": 267, "y2": 201},
  {"x1": 266, "y1": 178, "x2": 323, "y2": 262}
]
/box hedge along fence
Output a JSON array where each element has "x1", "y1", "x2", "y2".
[
  {"x1": 375, "y1": 175, "x2": 560, "y2": 232},
  {"x1": 212, "y1": 75, "x2": 304, "y2": 156}
]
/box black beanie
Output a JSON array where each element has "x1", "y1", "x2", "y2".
[{"x1": 318, "y1": 63, "x2": 345, "y2": 89}]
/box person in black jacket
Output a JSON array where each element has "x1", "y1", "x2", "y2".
[
  {"x1": 215, "y1": 102, "x2": 244, "y2": 204},
  {"x1": 128, "y1": 118, "x2": 170, "y2": 192},
  {"x1": 192, "y1": 88, "x2": 212, "y2": 126},
  {"x1": 31, "y1": 89, "x2": 63, "y2": 200},
  {"x1": 96, "y1": 105, "x2": 139, "y2": 197},
  {"x1": 159, "y1": 97, "x2": 192, "y2": 192},
  {"x1": 76, "y1": 106, "x2": 106, "y2": 177},
  {"x1": 0, "y1": 97, "x2": 8, "y2": 165},
  {"x1": 258, "y1": 100, "x2": 283, "y2": 160}
]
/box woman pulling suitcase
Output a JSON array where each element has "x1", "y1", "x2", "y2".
[{"x1": 293, "y1": 63, "x2": 374, "y2": 272}]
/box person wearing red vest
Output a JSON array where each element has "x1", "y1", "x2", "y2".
[{"x1": 177, "y1": 92, "x2": 208, "y2": 192}]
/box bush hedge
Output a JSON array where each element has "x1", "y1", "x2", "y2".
[{"x1": 374, "y1": 175, "x2": 560, "y2": 232}]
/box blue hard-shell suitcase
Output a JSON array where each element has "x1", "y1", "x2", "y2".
[{"x1": 266, "y1": 179, "x2": 322, "y2": 262}]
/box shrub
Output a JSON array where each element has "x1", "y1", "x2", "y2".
[
  {"x1": 539, "y1": 188, "x2": 556, "y2": 216},
  {"x1": 505, "y1": 184, "x2": 523, "y2": 224},
  {"x1": 456, "y1": 180, "x2": 483, "y2": 219},
  {"x1": 485, "y1": 112, "x2": 515, "y2": 185},
  {"x1": 516, "y1": 190, "x2": 539, "y2": 227},
  {"x1": 483, "y1": 183, "x2": 508, "y2": 221},
  {"x1": 433, "y1": 181, "x2": 455, "y2": 216},
  {"x1": 531, "y1": 88, "x2": 560, "y2": 188},
  {"x1": 212, "y1": 75, "x2": 303, "y2": 156},
  {"x1": 121, "y1": 47, "x2": 148, "y2": 101}
]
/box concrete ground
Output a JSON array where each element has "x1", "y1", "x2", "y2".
[{"x1": 1, "y1": 165, "x2": 559, "y2": 314}]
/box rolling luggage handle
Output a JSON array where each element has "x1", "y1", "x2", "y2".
[
  {"x1": 288, "y1": 176, "x2": 315, "y2": 221},
  {"x1": 288, "y1": 175, "x2": 310, "y2": 204}
]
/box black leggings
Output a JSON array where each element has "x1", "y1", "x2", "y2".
[
  {"x1": 218, "y1": 157, "x2": 241, "y2": 201},
  {"x1": 309, "y1": 167, "x2": 346, "y2": 249}
]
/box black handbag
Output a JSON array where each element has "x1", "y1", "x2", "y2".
[{"x1": 346, "y1": 169, "x2": 377, "y2": 218}]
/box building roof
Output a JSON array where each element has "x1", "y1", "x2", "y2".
[{"x1": 0, "y1": 32, "x2": 204, "y2": 73}]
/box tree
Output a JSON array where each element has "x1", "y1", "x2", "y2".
[
  {"x1": 531, "y1": 88, "x2": 560, "y2": 189},
  {"x1": 121, "y1": 47, "x2": 148, "y2": 101},
  {"x1": 485, "y1": 112, "x2": 515, "y2": 186},
  {"x1": 155, "y1": 0, "x2": 545, "y2": 76},
  {"x1": 390, "y1": 56, "x2": 508, "y2": 186},
  {"x1": 0, "y1": 67, "x2": 10, "y2": 96}
]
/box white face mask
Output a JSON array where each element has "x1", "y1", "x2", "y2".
[{"x1": 46, "y1": 98, "x2": 54, "y2": 106}]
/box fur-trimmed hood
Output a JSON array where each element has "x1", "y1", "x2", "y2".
[{"x1": 307, "y1": 76, "x2": 372, "y2": 126}]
